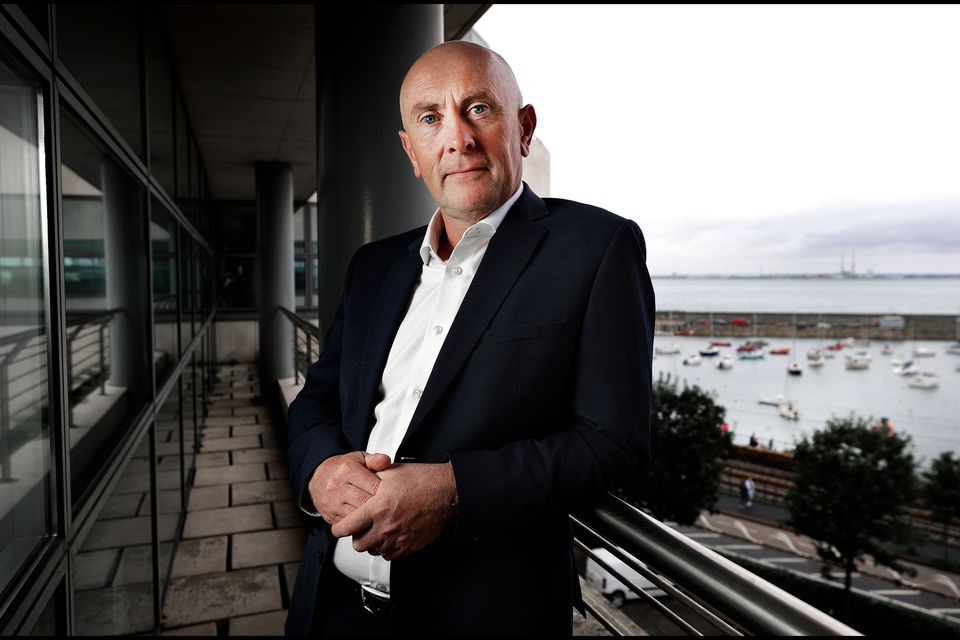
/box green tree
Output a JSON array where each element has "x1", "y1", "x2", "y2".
[
  {"x1": 922, "y1": 452, "x2": 960, "y2": 563},
  {"x1": 786, "y1": 415, "x2": 917, "y2": 621},
  {"x1": 618, "y1": 374, "x2": 732, "y2": 525}
]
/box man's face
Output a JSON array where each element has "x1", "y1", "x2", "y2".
[{"x1": 398, "y1": 46, "x2": 536, "y2": 221}]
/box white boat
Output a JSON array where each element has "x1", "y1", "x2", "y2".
[
  {"x1": 881, "y1": 344, "x2": 893, "y2": 355},
  {"x1": 808, "y1": 354, "x2": 825, "y2": 367},
  {"x1": 821, "y1": 349, "x2": 835, "y2": 359},
  {"x1": 913, "y1": 346, "x2": 936, "y2": 358},
  {"x1": 778, "y1": 403, "x2": 801, "y2": 420},
  {"x1": 716, "y1": 355, "x2": 734, "y2": 370},
  {"x1": 682, "y1": 354, "x2": 702, "y2": 366},
  {"x1": 655, "y1": 342, "x2": 680, "y2": 355},
  {"x1": 699, "y1": 345, "x2": 721, "y2": 357},
  {"x1": 738, "y1": 350, "x2": 765, "y2": 360},
  {"x1": 759, "y1": 394, "x2": 790, "y2": 406},
  {"x1": 787, "y1": 361, "x2": 803, "y2": 376},
  {"x1": 948, "y1": 341, "x2": 960, "y2": 355},
  {"x1": 893, "y1": 360, "x2": 919, "y2": 376},
  {"x1": 845, "y1": 355, "x2": 870, "y2": 370},
  {"x1": 909, "y1": 372, "x2": 939, "y2": 389}
]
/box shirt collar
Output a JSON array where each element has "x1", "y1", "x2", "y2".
[{"x1": 419, "y1": 183, "x2": 524, "y2": 266}]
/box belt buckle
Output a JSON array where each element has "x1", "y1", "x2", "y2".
[{"x1": 360, "y1": 586, "x2": 389, "y2": 617}]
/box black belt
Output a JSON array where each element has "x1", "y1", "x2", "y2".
[{"x1": 358, "y1": 585, "x2": 391, "y2": 620}]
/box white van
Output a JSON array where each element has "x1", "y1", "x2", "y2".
[{"x1": 584, "y1": 547, "x2": 667, "y2": 607}]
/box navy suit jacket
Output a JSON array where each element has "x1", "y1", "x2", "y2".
[{"x1": 285, "y1": 184, "x2": 654, "y2": 635}]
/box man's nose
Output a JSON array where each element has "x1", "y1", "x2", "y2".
[{"x1": 445, "y1": 114, "x2": 475, "y2": 154}]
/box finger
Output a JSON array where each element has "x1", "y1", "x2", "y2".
[
  {"x1": 339, "y1": 484, "x2": 374, "y2": 510},
  {"x1": 341, "y1": 464, "x2": 382, "y2": 496},
  {"x1": 352, "y1": 527, "x2": 380, "y2": 553},
  {"x1": 331, "y1": 505, "x2": 375, "y2": 539},
  {"x1": 363, "y1": 452, "x2": 392, "y2": 472}
]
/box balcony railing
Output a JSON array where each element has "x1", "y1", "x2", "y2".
[{"x1": 278, "y1": 308, "x2": 859, "y2": 635}]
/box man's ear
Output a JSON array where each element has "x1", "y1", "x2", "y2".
[
  {"x1": 398, "y1": 130, "x2": 422, "y2": 178},
  {"x1": 518, "y1": 104, "x2": 537, "y2": 158}
]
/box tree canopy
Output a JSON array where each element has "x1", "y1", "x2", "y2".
[
  {"x1": 619, "y1": 374, "x2": 732, "y2": 525},
  {"x1": 785, "y1": 414, "x2": 917, "y2": 616}
]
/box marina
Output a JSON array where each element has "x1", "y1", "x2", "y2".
[{"x1": 653, "y1": 334, "x2": 960, "y2": 468}]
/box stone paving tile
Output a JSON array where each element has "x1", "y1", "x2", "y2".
[
  {"x1": 283, "y1": 562, "x2": 299, "y2": 597},
  {"x1": 76, "y1": 548, "x2": 119, "y2": 590},
  {"x1": 232, "y1": 448, "x2": 284, "y2": 465},
  {"x1": 163, "y1": 566, "x2": 281, "y2": 628},
  {"x1": 200, "y1": 436, "x2": 262, "y2": 453},
  {"x1": 171, "y1": 536, "x2": 228, "y2": 578},
  {"x1": 195, "y1": 451, "x2": 230, "y2": 468},
  {"x1": 232, "y1": 528, "x2": 307, "y2": 569},
  {"x1": 162, "y1": 621, "x2": 218, "y2": 635},
  {"x1": 206, "y1": 407, "x2": 231, "y2": 417},
  {"x1": 273, "y1": 501, "x2": 302, "y2": 529},
  {"x1": 206, "y1": 414, "x2": 258, "y2": 428},
  {"x1": 115, "y1": 469, "x2": 181, "y2": 495},
  {"x1": 232, "y1": 423, "x2": 273, "y2": 437},
  {"x1": 182, "y1": 504, "x2": 273, "y2": 538},
  {"x1": 266, "y1": 462, "x2": 288, "y2": 480},
  {"x1": 229, "y1": 609, "x2": 286, "y2": 636},
  {"x1": 232, "y1": 479, "x2": 292, "y2": 506},
  {"x1": 194, "y1": 463, "x2": 266, "y2": 487},
  {"x1": 138, "y1": 488, "x2": 182, "y2": 515},
  {"x1": 158, "y1": 453, "x2": 193, "y2": 473},
  {"x1": 82, "y1": 513, "x2": 179, "y2": 551},
  {"x1": 114, "y1": 542, "x2": 173, "y2": 586},
  {"x1": 231, "y1": 391, "x2": 257, "y2": 400},
  {"x1": 101, "y1": 493, "x2": 143, "y2": 519},
  {"x1": 200, "y1": 426, "x2": 230, "y2": 440},
  {"x1": 76, "y1": 582, "x2": 154, "y2": 635},
  {"x1": 233, "y1": 406, "x2": 270, "y2": 417},
  {"x1": 213, "y1": 398, "x2": 259, "y2": 409},
  {"x1": 188, "y1": 485, "x2": 230, "y2": 511}
]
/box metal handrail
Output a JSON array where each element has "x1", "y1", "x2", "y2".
[
  {"x1": 574, "y1": 494, "x2": 861, "y2": 635},
  {"x1": 280, "y1": 307, "x2": 321, "y2": 384}
]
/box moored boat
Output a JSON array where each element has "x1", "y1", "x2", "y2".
[
  {"x1": 699, "y1": 345, "x2": 721, "y2": 357},
  {"x1": 909, "y1": 372, "x2": 939, "y2": 389},
  {"x1": 683, "y1": 354, "x2": 702, "y2": 366},
  {"x1": 716, "y1": 355, "x2": 734, "y2": 370},
  {"x1": 787, "y1": 361, "x2": 803, "y2": 375}
]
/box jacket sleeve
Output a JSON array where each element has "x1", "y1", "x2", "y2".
[
  {"x1": 286, "y1": 250, "x2": 361, "y2": 519},
  {"x1": 447, "y1": 219, "x2": 655, "y2": 539}
]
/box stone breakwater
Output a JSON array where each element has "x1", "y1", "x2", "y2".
[{"x1": 655, "y1": 311, "x2": 959, "y2": 341}]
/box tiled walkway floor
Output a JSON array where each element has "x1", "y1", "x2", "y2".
[{"x1": 161, "y1": 365, "x2": 302, "y2": 636}]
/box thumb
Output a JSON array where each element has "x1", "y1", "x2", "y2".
[{"x1": 363, "y1": 452, "x2": 392, "y2": 472}]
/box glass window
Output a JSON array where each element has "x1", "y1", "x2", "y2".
[
  {"x1": 0, "y1": 50, "x2": 55, "y2": 601},
  {"x1": 310, "y1": 203, "x2": 319, "y2": 310},
  {"x1": 193, "y1": 238, "x2": 202, "y2": 335},
  {"x1": 151, "y1": 201, "x2": 178, "y2": 385},
  {"x1": 15, "y1": 4, "x2": 49, "y2": 41},
  {"x1": 56, "y1": 5, "x2": 143, "y2": 159},
  {"x1": 146, "y1": 9, "x2": 175, "y2": 199},
  {"x1": 294, "y1": 206, "x2": 305, "y2": 308},
  {"x1": 29, "y1": 580, "x2": 64, "y2": 636},
  {"x1": 75, "y1": 428, "x2": 162, "y2": 635},
  {"x1": 178, "y1": 228, "x2": 192, "y2": 355},
  {"x1": 175, "y1": 92, "x2": 189, "y2": 211},
  {"x1": 61, "y1": 109, "x2": 150, "y2": 506}
]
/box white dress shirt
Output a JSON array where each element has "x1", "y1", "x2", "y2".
[{"x1": 332, "y1": 184, "x2": 524, "y2": 593}]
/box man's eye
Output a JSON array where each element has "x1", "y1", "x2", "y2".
[
  {"x1": 422, "y1": 114, "x2": 437, "y2": 125},
  {"x1": 470, "y1": 105, "x2": 487, "y2": 115}
]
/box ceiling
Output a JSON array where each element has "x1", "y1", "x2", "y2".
[{"x1": 163, "y1": 4, "x2": 489, "y2": 203}]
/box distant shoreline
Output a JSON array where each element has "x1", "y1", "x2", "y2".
[{"x1": 652, "y1": 274, "x2": 960, "y2": 280}]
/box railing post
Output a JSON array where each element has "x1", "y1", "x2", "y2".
[
  {"x1": 293, "y1": 324, "x2": 300, "y2": 385},
  {"x1": 99, "y1": 324, "x2": 106, "y2": 395}
]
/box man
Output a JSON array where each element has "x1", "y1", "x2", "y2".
[{"x1": 286, "y1": 41, "x2": 654, "y2": 635}]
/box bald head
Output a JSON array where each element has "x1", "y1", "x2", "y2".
[{"x1": 399, "y1": 41, "x2": 523, "y2": 128}]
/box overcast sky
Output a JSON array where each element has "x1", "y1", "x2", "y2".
[{"x1": 473, "y1": 5, "x2": 960, "y2": 276}]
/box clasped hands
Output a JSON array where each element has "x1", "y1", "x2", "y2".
[{"x1": 307, "y1": 451, "x2": 457, "y2": 561}]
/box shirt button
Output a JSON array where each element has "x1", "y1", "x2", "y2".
[
  {"x1": 433, "y1": 325, "x2": 443, "y2": 335},
  {"x1": 412, "y1": 388, "x2": 422, "y2": 399},
  {"x1": 451, "y1": 266, "x2": 463, "y2": 276}
]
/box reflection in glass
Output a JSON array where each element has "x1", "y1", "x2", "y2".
[
  {"x1": 56, "y1": 5, "x2": 143, "y2": 158},
  {"x1": 294, "y1": 206, "x2": 305, "y2": 308},
  {"x1": 74, "y1": 427, "x2": 164, "y2": 635},
  {"x1": 29, "y1": 581, "x2": 64, "y2": 636},
  {"x1": 178, "y1": 228, "x2": 192, "y2": 354},
  {"x1": 154, "y1": 379, "x2": 184, "y2": 590},
  {"x1": 61, "y1": 110, "x2": 150, "y2": 505},
  {"x1": 151, "y1": 201, "x2": 178, "y2": 385},
  {"x1": 0, "y1": 52, "x2": 54, "y2": 600}
]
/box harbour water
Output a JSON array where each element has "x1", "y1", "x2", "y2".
[
  {"x1": 653, "y1": 335, "x2": 960, "y2": 469},
  {"x1": 653, "y1": 277, "x2": 960, "y2": 315}
]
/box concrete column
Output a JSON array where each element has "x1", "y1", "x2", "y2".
[
  {"x1": 102, "y1": 159, "x2": 146, "y2": 391},
  {"x1": 316, "y1": 4, "x2": 443, "y2": 331},
  {"x1": 256, "y1": 162, "x2": 295, "y2": 401}
]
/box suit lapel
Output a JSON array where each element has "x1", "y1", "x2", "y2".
[
  {"x1": 353, "y1": 246, "x2": 422, "y2": 448},
  {"x1": 400, "y1": 189, "x2": 548, "y2": 448}
]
